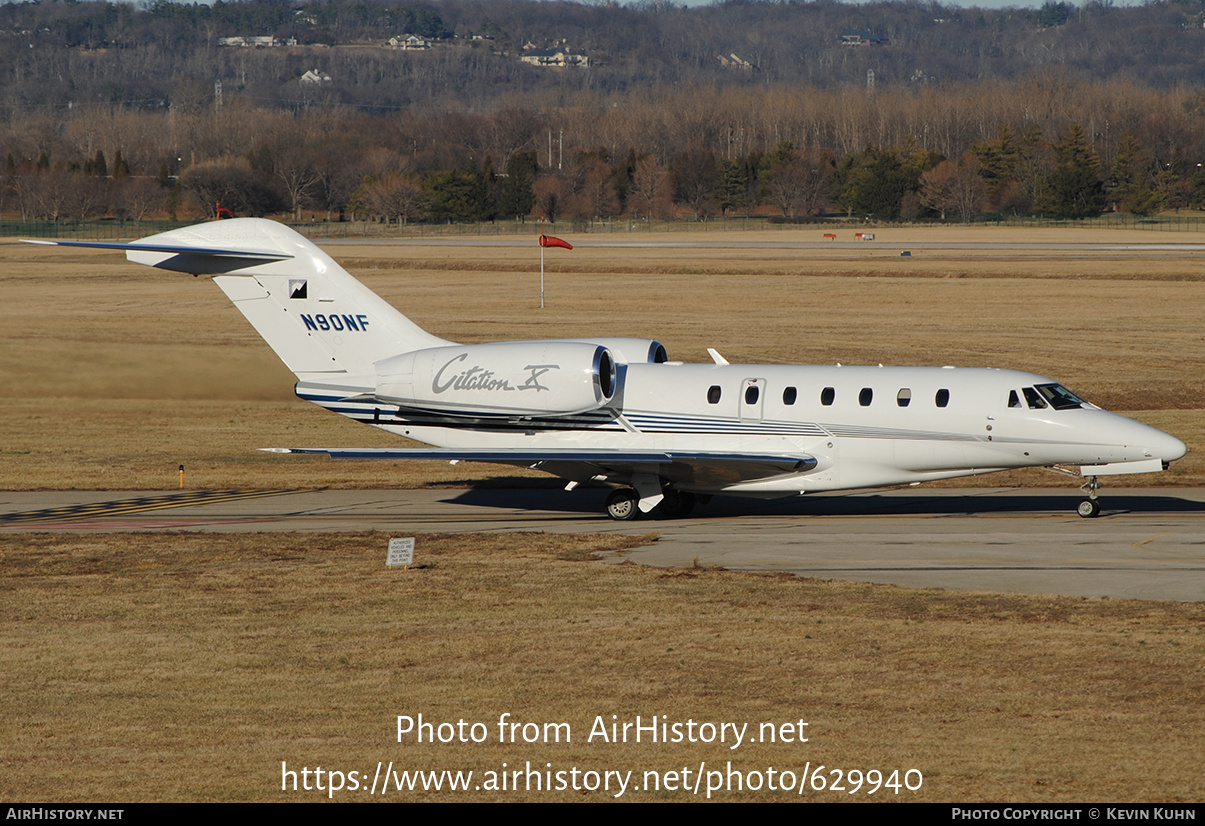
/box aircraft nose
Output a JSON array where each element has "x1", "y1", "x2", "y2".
[
  {"x1": 1129, "y1": 417, "x2": 1188, "y2": 463},
  {"x1": 1152, "y1": 429, "x2": 1188, "y2": 464}
]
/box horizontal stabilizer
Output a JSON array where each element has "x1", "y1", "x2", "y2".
[
  {"x1": 23, "y1": 238, "x2": 293, "y2": 275},
  {"x1": 23, "y1": 239, "x2": 292, "y2": 259}
]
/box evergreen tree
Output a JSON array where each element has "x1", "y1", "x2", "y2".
[
  {"x1": 839, "y1": 146, "x2": 915, "y2": 220},
  {"x1": 113, "y1": 149, "x2": 130, "y2": 180},
  {"x1": 716, "y1": 158, "x2": 750, "y2": 215},
  {"x1": 424, "y1": 166, "x2": 492, "y2": 223},
  {"x1": 1107, "y1": 132, "x2": 1159, "y2": 215},
  {"x1": 612, "y1": 148, "x2": 637, "y2": 212},
  {"x1": 498, "y1": 151, "x2": 537, "y2": 219},
  {"x1": 1044, "y1": 125, "x2": 1106, "y2": 218},
  {"x1": 971, "y1": 126, "x2": 1025, "y2": 213}
]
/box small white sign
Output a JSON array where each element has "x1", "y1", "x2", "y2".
[{"x1": 387, "y1": 537, "x2": 415, "y2": 568}]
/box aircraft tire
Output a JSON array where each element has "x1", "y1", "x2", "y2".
[
  {"x1": 1077, "y1": 498, "x2": 1101, "y2": 518},
  {"x1": 605, "y1": 488, "x2": 640, "y2": 521}
]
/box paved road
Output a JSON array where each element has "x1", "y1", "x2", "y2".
[{"x1": 3, "y1": 487, "x2": 1204, "y2": 602}]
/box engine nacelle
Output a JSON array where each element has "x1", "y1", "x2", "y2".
[
  {"x1": 554, "y1": 338, "x2": 668, "y2": 364},
  {"x1": 375, "y1": 341, "x2": 617, "y2": 416}
]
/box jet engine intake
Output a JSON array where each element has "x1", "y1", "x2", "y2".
[{"x1": 555, "y1": 337, "x2": 667, "y2": 364}]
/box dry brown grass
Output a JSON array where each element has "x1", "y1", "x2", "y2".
[
  {"x1": 3, "y1": 531, "x2": 1203, "y2": 802},
  {"x1": 2, "y1": 224, "x2": 1203, "y2": 489}
]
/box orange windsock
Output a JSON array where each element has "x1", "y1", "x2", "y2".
[{"x1": 539, "y1": 234, "x2": 572, "y2": 250}]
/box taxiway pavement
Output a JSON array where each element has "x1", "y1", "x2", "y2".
[{"x1": 3, "y1": 487, "x2": 1203, "y2": 602}]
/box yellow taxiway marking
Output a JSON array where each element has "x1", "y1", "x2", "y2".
[{"x1": 1133, "y1": 532, "x2": 1173, "y2": 554}]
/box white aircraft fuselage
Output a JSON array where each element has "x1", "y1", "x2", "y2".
[
  {"x1": 31, "y1": 218, "x2": 1186, "y2": 520},
  {"x1": 297, "y1": 363, "x2": 1182, "y2": 496}
]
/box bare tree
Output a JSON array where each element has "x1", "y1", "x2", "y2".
[
  {"x1": 919, "y1": 154, "x2": 987, "y2": 222},
  {"x1": 274, "y1": 145, "x2": 324, "y2": 221},
  {"x1": 358, "y1": 174, "x2": 427, "y2": 225},
  {"x1": 569, "y1": 159, "x2": 620, "y2": 219},
  {"x1": 627, "y1": 156, "x2": 673, "y2": 220},
  {"x1": 533, "y1": 174, "x2": 569, "y2": 223},
  {"x1": 112, "y1": 177, "x2": 169, "y2": 227},
  {"x1": 764, "y1": 146, "x2": 834, "y2": 219},
  {"x1": 671, "y1": 142, "x2": 717, "y2": 220}
]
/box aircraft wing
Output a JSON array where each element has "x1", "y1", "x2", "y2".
[{"x1": 263, "y1": 447, "x2": 817, "y2": 487}]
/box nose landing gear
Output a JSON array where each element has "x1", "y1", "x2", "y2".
[
  {"x1": 1077, "y1": 475, "x2": 1101, "y2": 518},
  {"x1": 1046, "y1": 467, "x2": 1105, "y2": 518}
]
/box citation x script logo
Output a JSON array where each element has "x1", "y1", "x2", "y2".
[{"x1": 433, "y1": 353, "x2": 559, "y2": 394}]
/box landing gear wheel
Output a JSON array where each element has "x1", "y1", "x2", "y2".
[
  {"x1": 657, "y1": 490, "x2": 696, "y2": 519},
  {"x1": 1077, "y1": 474, "x2": 1102, "y2": 518},
  {"x1": 1077, "y1": 498, "x2": 1101, "y2": 518},
  {"x1": 605, "y1": 488, "x2": 639, "y2": 521}
]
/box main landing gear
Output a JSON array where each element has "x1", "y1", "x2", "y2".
[
  {"x1": 604, "y1": 487, "x2": 699, "y2": 520},
  {"x1": 658, "y1": 490, "x2": 696, "y2": 519},
  {"x1": 605, "y1": 488, "x2": 639, "y2": 521}
]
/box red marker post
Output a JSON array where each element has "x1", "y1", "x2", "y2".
[{"x1": 537, "y1": 231, "x2": 572, "y2": 309}]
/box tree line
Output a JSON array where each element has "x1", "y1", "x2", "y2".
[{"x1": 5, "y1": 68, "x2": 1205, "y2": 227}]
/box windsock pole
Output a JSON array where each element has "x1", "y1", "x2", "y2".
[{"x1": 536, "y1": 225, "x2": 572, "y2": 309}]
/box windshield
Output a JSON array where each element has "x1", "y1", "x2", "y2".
[{"x1": 1034, "y1": 383, "x2": 1089, "y2": 411}]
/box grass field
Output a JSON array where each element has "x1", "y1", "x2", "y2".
[
  {"x1": 4, "y1": 531, "x2": 1203, "y2": 802},
  {"x1": 3, "y1": 224, "x2": 1204, "y2": 802}
]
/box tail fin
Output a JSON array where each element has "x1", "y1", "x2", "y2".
[{"x1": 31, "y1": 218, "x2": 451, "y2": 381}]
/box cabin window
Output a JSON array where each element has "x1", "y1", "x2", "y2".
[
  {"x1": 859, "y1": 388, "x2": 873, "y2": 407},
  {"x1": 935, "y1": 389, "x2": 950, "y2": 408},
  {"x1": 707, "y1": 385, "x2": 722, "y2": 404},
  {"x1": 1022, "y1": 387, "x2": 1047, "y2": 409},
  {"x1": 783, "y1": 386, "x2": 797, "y2": 405},
  {"x1": 1009, "y1": 390, "x2": 1022, "y2": 408},
  {"x1": 897, "y1": 388, "x2": 912, "y2": 407},
  {"x1": 821, "y1": 387, "x2": 835, "y2": 406},
  {"x1": 744, "y1": 385, "x2": 760, "y2": 405}
]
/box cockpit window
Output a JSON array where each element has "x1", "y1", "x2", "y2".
[
  {"x1": 1036, "y1": 383, "x2": 1087, "y2": 411},
  {"x1": 1008, "y1": 390, "x2": 1022, "y2": 408},
  {"x1": 1022, "y1": 387, "x2": 1048, "y2": 409}
]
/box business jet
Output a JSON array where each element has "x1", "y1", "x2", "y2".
[{"x1": 30, "y1": 218, "x2": 1187, "y2": 520}]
